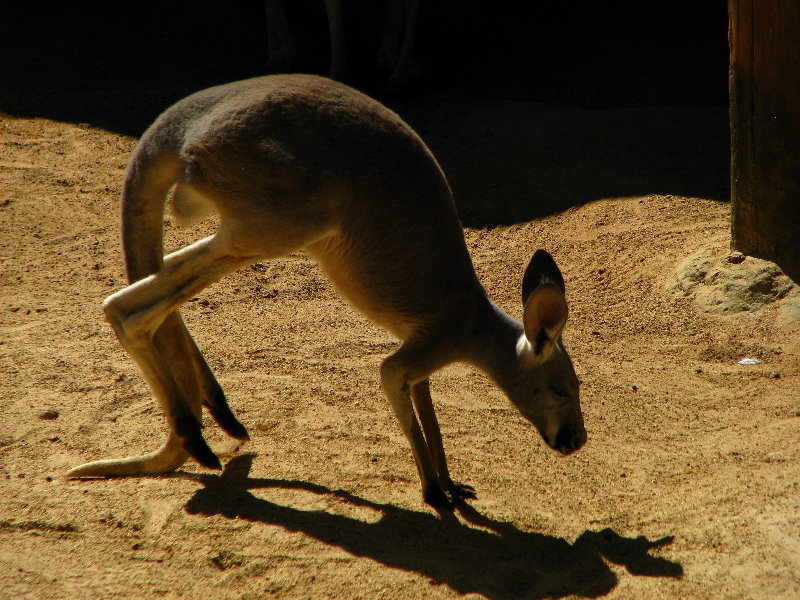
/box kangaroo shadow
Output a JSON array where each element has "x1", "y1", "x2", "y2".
[{"x1": 182, "y1": 454, "x2": 682, "y2": 599}]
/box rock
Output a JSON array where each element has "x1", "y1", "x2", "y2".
[{"x1": 669, "y1": 245, "x2": 797, "y2": 314}]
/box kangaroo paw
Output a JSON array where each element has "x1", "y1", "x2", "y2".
[
  {"x1": 204, "y1": 385, "x2": 250, "y2": 441},
  {"x1": 448, "y1": 481, "x2": 477, "y2": 503},
  {"x1": 175, "y1": 411, "x2": 221, "y2": 470},
  {"x1": 424, "y1": 484, "x2": 454, "y2": 509},
  {"x1": 182, "y1": 428, "x2": 221, "y2": 470}
]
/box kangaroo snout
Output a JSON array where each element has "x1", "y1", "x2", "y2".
[{"x1": 553, "y1": 423, "x2": 587, "y2": 455}]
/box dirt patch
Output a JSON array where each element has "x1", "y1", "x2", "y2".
[{"x1": 1, "y1": 88, "x2": 799, "y2": 599}]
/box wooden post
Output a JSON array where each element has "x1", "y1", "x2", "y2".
[{"x1": 729, "y1": 1, "x2": 800, "y2": 283}]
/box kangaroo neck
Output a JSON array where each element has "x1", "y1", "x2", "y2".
[{"x1": 463, "y1": 298, "x2": 525, "y2": 390}]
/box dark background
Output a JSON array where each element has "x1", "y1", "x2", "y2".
[
  {"x1": 1, "y1": 1, "x2": 732, "y2": 224},
  {"x1": 1, "y1": 1, "x2": 729, "y2": 132}
]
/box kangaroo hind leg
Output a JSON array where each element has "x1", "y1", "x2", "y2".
[
  {"x1": 167, "y1": 310, "x2": 249, "y2": 441},
  {"x1": 69, "y1": 233, "x2": 254, "y2": 478},
  {"x1": 65, "y1": 313, "x2": 201, "y2": 477}
]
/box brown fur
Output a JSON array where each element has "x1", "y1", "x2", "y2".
[{"x1": 66, "y1": 75, "x2": 586, "y2": 507}]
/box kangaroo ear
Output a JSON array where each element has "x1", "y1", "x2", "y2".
[
  {"x1": 522, "y1": 249, "x2": 566, "y2": 306},
  {"x1": 523, "y1": 282, "x2": 569, "y2": 360}
]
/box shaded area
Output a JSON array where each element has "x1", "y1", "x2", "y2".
[
  {"x1": 182, "y1": 455, "x2": 682, "y2": 599},
  {"x1": 410, "y1": 101, "x2": 730, "y2": 225},
  {"x1": 1, "y1": 1, "x2": 729, "y2": 127},
  {"x1": 1, "y1": 1, "x2": 730, "y2": 224}
]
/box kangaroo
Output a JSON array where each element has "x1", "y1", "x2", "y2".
[{"x1": 66, "y1": 74, "x2": 586, "y2": 507}]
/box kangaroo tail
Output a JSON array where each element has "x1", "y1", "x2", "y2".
[
  {"x1": 119, "y1": 129, "x2": 183, "y2": 283},
  {"x1": 66, "y1": 432, "x2": 189, "y2": 478}
]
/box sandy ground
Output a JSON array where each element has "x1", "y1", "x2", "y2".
[{"x1": 1, "y1": 83, "x2": 799, "y2": 600}]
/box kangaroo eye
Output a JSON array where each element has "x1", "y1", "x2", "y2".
[{"x1": 551, "y1": 386, "x2": 569, "y2": 398}]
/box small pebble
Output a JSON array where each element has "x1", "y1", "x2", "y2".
[
  {"x1": 727, "y1": 251, "x2": 746, "y2": 264},
  {"x1": 738, "y1": 358, "x2": 762, "y2": 365},
  {"x1": 38, "y1": 409, "x2": 59, "y2": 420}
]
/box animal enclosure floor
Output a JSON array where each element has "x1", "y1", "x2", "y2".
[{"x1": 1, "y1": 91, "x2": 798, "y2": 599}]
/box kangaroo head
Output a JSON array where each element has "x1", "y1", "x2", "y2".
[{"x1": 505, "y1": 250, "x2": 586, "y2": 455}]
